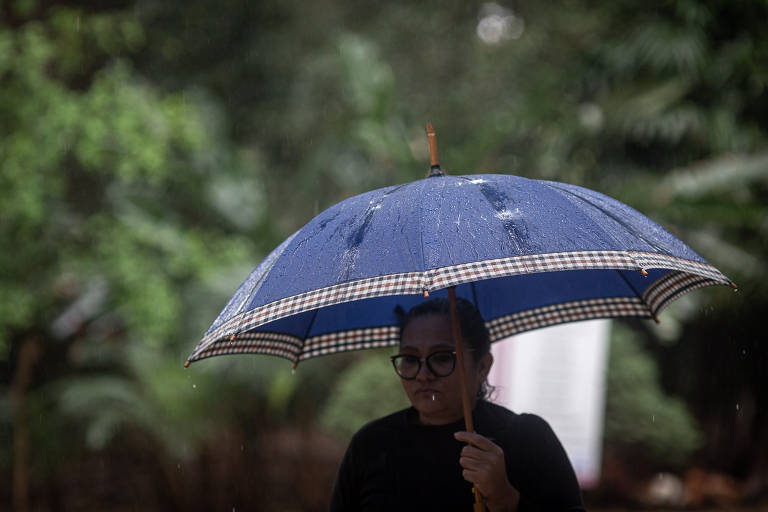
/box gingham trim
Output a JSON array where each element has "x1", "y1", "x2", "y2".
[
  {"x1": 642, "y1": 271, "x2": 723, "y2": 314},
  {"x1": 188, "y1": 271, "x2": 426, "y2": 361},
  {"x1": 428, "y1": 250, "x2": 638, "y2": 290},
  {"x1": 189, "y1": 296, "x2": 653, "y2": 365},
  {"x1": 188, "y1": 250, "x2": 731, "y2": 363},
  {"x1": 192, "y1": 331, "x2": 303, "y2": 361},
  {"x1": 631, "y1": 252, "x2": 730, "y2": 283},
  {"x1": 300, "y1": 326, "x2": 400, "y2": 361},
  {"x1": 486, "y1": 297, "x2": 650, "y2": 341},
  {"x1": 188, "y1": 327, "x2": 401, "y2": 365}
]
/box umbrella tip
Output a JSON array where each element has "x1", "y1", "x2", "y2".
[
  {"x1": 640, "y1": 268, "x2": 649, "y2": 277},
  {"x1": 424, "y1": 289, "x2": 430, "y2": 299},
  {"x1": 184, "y1": 360, "x2": 190, "y2": 368},
  {"x1": 730, "y1": 282, "x2": 739, "y2": 291}
]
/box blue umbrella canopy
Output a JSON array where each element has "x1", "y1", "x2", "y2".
[{"x1": 186, "y1": 172, "x2": 734, "y2": 368}]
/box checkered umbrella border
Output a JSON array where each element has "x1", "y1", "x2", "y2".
[{"x1": 187, "y1": 249, "x2": 732, "y2": 365}]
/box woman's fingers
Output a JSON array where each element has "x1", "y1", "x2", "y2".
[
  {"x1": 460, "y1": 446, "x2": 505, "y2": 472},
  {"x1": 454, "y1": 431, "x2": 497, "y2": 450},
  {"x1": 454, "y1": 431, "x2": 521, "y2": 511},
  {"x1": 459, "y1": 445, "x2": 486, "y2": 463},
  {"x1": 461, "y1": 468, "x2": 483, "y2": 482},
  {"x1": 454, "y1": 432, "x2": 509, "y2": 493},
  {"x1": 455, "y1": 432, "x2": 504, "y2": 468}
]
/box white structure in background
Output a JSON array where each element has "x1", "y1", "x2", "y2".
[{"x1": 488, "y1": 320, "x2": 611, "y2": 489}]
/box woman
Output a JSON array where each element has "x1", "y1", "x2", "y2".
[{"x1": 330, "y1": 298, "x2": 586, "y2": 511}]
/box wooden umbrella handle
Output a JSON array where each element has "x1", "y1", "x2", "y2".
[
  {"x1": 426, "y1": 124, "x2": 443, "y2": 176},
  {"x1": 448, "y1": 287, "x2": 486, "y2": 512},
  {"x1": 427, "y1": 123, "x2": 440, "y2": 168}
]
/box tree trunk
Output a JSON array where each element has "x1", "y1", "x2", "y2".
[{"x1": 10, "y1": 337, "x2": 42, "y2": 512}]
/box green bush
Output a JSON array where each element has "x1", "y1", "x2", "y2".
[
  {"x1": 320, "y1": 349, "x2": 410, "y2": 441},
  {"x1": 604, "y1": 324, "x2": 702, "y2": 468}
]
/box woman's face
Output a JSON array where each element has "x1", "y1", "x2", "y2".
[{"x1": 398, "y1": 313, "x2": 492, "y2": 425}]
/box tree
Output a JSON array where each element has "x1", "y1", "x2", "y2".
[
  {"x1": 3, "y1": 0, "x2": 767, "y2": 509},
  {"x1": 132, "y1": 0, "x2": 768, "y2": 477},
  {"x1": 0, "y1": 5, "x2": 258, "y2": 509}
]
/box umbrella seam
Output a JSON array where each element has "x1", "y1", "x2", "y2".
[{"x1": 541, "y1": 180, "x2": 679, "y2": 258}]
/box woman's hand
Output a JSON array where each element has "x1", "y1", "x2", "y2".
[{"x1": 454, "y1": 431, "x2": 520, "y2": 512}]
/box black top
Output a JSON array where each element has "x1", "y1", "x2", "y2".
[{"x1": 330, "y1": 400, "x2": 586, "y2": 511}]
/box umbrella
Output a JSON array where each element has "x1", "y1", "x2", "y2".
[
  {"x1": 186, "y1": 129, "x2": 734, "y2": 369},
  {"x1": 185, "y1": 125, "x2": 734, "y2": 510}
]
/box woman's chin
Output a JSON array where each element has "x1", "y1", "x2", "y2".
[
  {"x1": 411, "y1": 396, "x2": 462, "y2": 424},
  {"x1": 411, "y1": 391, "x2": 441, "y2": 409}
]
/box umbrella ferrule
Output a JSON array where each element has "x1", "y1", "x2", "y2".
[{"x1": 428, "y1": 165, "x2": 444, "y2": 177}]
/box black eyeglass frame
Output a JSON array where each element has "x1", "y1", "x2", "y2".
[{"x1": 389, "y1": 350, "x2": 458, "y2": 380}]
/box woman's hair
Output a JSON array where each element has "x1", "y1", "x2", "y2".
[{"x1": 397, "y1": 297, "x2": 494, "y2": 399}]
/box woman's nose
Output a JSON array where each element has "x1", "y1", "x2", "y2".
[{"x1": 415, "y1": 361, "x2": 435, "y2": 380}]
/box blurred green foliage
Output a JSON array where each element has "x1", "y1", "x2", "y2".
[
  {"x1": 1, "y1": 0, "x2": 767, "y2": 509},
  {"x1": 604, "y1": 324, "x2": 701, "y2": 468},
  {"x1": 320, "y1": 350, "x2": 410, "y2": 441},
  {"x1": 0, "y1": 6, "x2": 252, "y2": 358}
]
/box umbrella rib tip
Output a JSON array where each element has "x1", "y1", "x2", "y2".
[{"x1": 184, "y1": 360, "x2": 190, "y2": 368}]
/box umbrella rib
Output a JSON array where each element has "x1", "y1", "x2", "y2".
[
  {"x1": 614, "y1": 268, "x2": 654, "y2": 318},
  {"x1": 470, "y1": 280, "x2": 479, "y2": 309},
  {"x1": 543, "y1": 181, "x2": 672, "y2": 256},
  {"x1": 299, "y1": 308, "x2": 321, "y2": 362}
]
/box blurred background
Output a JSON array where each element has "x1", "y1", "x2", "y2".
[{"x1": 1, "y1": 0, "x2": 767, "y2": 510}]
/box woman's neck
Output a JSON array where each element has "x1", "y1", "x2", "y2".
[
  {"x1": 416, "y1": 399, "x2": 480, "y2": 426},
  {"x1": 417, "y1": 411, "x2": 463, "y2": 425}
]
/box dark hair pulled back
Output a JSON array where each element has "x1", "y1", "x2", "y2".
[{"x1": 397, "y1": 297, "x2": 494, "y2": 400}]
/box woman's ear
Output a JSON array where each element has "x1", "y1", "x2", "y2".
[{"x1": 479, "y1": 352, "x2": 493, "y2": 381}]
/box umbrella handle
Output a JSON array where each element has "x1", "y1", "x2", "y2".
[
  {"x1": 448, "y1": 287, "x2": 486, "y2": 512},
  {"x1": 473, "y1": 489, "x2": 486, "y2": 512},
  {"x1": 426, "y1": 124, "x2": 443, "y2": 176}
]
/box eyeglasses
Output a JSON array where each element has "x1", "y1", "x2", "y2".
[{"x1": 390, "y1": 350, "x2": 457, "y2": 380}]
